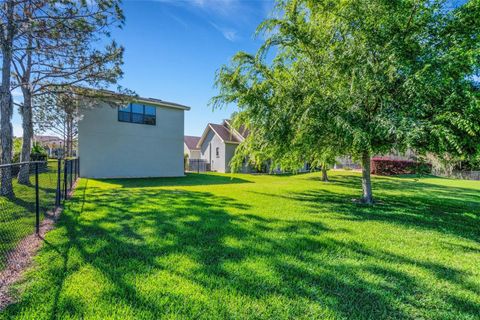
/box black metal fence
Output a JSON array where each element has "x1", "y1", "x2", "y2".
[
  {"x1": 432, "y1": 169, "x2": 480, "y2": 181},
  {"x1": 0, "y1": 158, "x2": 79, "y2": 270},
  {"x1": 64, "y1": 158, "x2": 80, "y2": 199},
  {"x1": 187, "y1": 159, "x2": 209, "y2": 173}
]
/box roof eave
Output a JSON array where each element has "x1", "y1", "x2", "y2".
[
  {"x1": 135, "y1": 98, "x2": 190, "y2": 111},
  {"x1": 196, "y1": 124, "x2": 214, "y2": 148}
]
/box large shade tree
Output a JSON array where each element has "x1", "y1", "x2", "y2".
[
  {"x1": 213, "y1": 0, "x2": 480, "y2": 204},
  {"x1": 12, "y1": 0, "x2": 125, "y2": 185},
  {"x1": 0, "y1": 0, "x2": 125, "y2": 194}
]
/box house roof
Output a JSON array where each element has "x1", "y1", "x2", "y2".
[
  {"x1": 196, "y1": 120, "x2": 248, "y2": 148},
  {"x1": 78, "y1": 87, "x2": 191, "y2": 111},
  {"x1": 209, "y1": 123, "x2": 243, "y2": 143},
  {"x1": 34, "y1": 135, "x2": 63, "y2": 144},
  {"x1": 184, "y1": 136, "x2": 201, "y2": 150},
  {"x1": 223, "y1": 120, "x2": 250, "y2": 139},
  {"x1": 135, "y1": 97, "x2": 190, "y2": 111}
]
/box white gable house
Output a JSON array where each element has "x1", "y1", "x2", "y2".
[{"x1": 78, "y1": 94, "x2": 190, "y2": 178}]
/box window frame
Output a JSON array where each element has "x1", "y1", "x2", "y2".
[
  {"x1": 118, "y1": 103, "x2": 156, "y2": 126},
  {"x1": 216, "y1": 147, "x2": 220, "y2": 158}
]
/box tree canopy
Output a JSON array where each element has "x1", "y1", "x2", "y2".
[
  {"x1": 0, "y1": 0, "x2": 127, "y2": 193},
  {"x1": 213, "y1": 0, "x2": 480, "y2": 204}
]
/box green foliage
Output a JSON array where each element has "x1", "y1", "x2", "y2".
[
  {"x1": 2, "y1": 172, "x2": 480, "y2": 318},
  {"x1": 12, "y1": 137, "x2": 22, "y2": 156},
  {"x1": 212, "y1": 0, "x2": 480, "y2": 201},
  {"x1": 31, "y1": 143, "x2": 47, "y2": 156},
  {"x1": 12, "y1": 137, "x2": 22, "y2": 163}
]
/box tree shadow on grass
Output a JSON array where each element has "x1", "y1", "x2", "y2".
[
  {"x1": 97, "y1": 173, "x2": 252, "y2": 188},
  {"x1": 3, "y1": 180, "x2": 480, "y2": 319},
  {"x1": 282, "y1": 174, "x2": 480, "y2": 242}
]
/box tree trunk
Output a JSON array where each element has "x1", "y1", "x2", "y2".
[
  {"x1": 17, "y1": 25, "x2": 34, "y2": 185},
  {"x1": 17, "y1": 88, "x2": 33, "y2": 185},
  {"x1": 0, "y1": 0, "x2": 15, "y2": 197},
  {"x1": 66, "y1": 116, "x2": 72, "y2": 157},
  {"x1": 321, "y1": 165, "x2": 329, "y2": 182},
  {"x1": 361, "y1": 150, "x2": 374, "y2": 204}
]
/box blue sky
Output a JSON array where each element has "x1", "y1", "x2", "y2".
[{"x1": 12, "y1": 0, "x2": 275, "y2": 137}]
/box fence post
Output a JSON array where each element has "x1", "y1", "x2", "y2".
[
  {"x1": 77, "y1": 157, "x2": 80, "y2": 178},
  {"x1": 35, "y1": 163, "x2": 40, "y2": 234},
  {"x1": 197, "y1": 159, "x2": 199, "y2": 174},
  {"x1": 73, "y1": 159, "x2": 76, "y2": 181},
  {"x1": 64, "y1": 160, "x2": 68, "y2": 200},
  {"x1": 56, "y1": 158, "x2": 61, "y2": 207},
  {"x1": 69, "y1": 160, "x2": 73, "y2": 192}
]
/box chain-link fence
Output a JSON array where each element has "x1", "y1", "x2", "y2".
[{"x1": 0, "y1": 158, "x2": 79, "y2": 271}]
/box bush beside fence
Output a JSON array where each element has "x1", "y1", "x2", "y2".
[
  {"x1": 371, "y1": 158, "x2": 432, "y2": 176},
  {"x1": 0, "y1": 158, "x2": 79, "y2": 270}
]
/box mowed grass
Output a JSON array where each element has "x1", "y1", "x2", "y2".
[
  {"x1": 0, "y1": 161, "x2": 59, "y2": 269},
  {"x1": 2, "y1": 171, "x2": 480, "y2": 319}
]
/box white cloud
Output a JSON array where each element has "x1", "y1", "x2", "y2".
[
  {"x1": 209, "y1": 21, "x2": 237, "y2": 41},
  {"x1": 149, "y1": 0, "x2": 274, "y2": 41},
  {"x1": 153, "y1": 0, "x2": 243, "y2": 17}
]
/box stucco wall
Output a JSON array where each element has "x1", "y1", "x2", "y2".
[
  {"x1": 200, "y1": 129, "x2": 227, "y2": 172},
  {"x1": 78, "y1": 102, "x2": 185, "y2": 178}
]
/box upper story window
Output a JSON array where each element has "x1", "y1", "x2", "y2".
[
  {"x1": 118, "y1": 103, "x2": 156, "y2": 125},
  {"x1": 216, "y1": 147, "x2": 220, "y2": 158}
]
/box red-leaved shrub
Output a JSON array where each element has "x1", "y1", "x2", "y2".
[{"x1": 370, "y1": 158, "x2": 432, "y2": 176}]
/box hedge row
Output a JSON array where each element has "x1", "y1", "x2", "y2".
[{"x1": 371, "y1": 158, "x2": 432, "y2": 176}]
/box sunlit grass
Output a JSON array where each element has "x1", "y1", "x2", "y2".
[{"x1": 2, "y1": 171, "x2": 480, "y2": 319}]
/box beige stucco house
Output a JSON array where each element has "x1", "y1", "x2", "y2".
[{"x1": 78, "y1": 95, "x2": 190, "y2": 178}]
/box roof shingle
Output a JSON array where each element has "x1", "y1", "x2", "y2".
[
  {"x1": 209, "y1": 123, "x2": 242, "y2": 143},
  {"x1": 184, "y1": 136, "x2": 201, "y2": 150}
]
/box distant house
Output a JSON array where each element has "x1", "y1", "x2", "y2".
[
  {"x1": 78, "y1": 93, "x2": 190, "y2": 178},
  {"x1": 197, "y1": 120, "x2": 249, "y2": 173},
  {"x1": 184, "y1": 136, "x2": 201, "y2": 160},
  {"x1": 34, "y1": 135, "x2": 65, "y2": 157}
]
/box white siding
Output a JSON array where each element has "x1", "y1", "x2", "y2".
[
  {"x1": 200, "y1": 130, "x2": 227, "y2": 172},
  {"x1": 78, "y1": 102, "x2": 185, "y2": 178},
  {"x1": 184, "y1": 143, "x2": 201, "y2": 160}
]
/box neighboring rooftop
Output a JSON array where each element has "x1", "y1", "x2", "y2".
[
  {"x1": 197, "y1": 119, "x2": 249, "y2": 148},
  {"x1": 184, "y1": 136, "x2": 201, "y2": 150},
  {"x1": 209, "y1": 123, "x2": 243, "y2": 143},
  {"x1": 224, "y1": 119, "x2": 250, "y2": 139},
  {"x1": 34, "y1": 135, "x2": 63, "y2": 144}
]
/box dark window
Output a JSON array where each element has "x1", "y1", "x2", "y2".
[
  {"x1": 216, "y1": 147, "x2": 220, "y2": 158},
  {"x1": 118, "y1": 103, "x2": 156, "y2": 125}
]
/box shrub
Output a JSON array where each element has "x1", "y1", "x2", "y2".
[
  {"x1": 371, "y1": 158, "x2": 431, "y2": 176},
  {"x1": 31, "y1": 143, "x2": 48, "y2": 161}
]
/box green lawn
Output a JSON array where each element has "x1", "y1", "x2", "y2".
[
  {"x1": 2, "y1": 171, "x2": 480, "y2": 319},
  {"x1": 0, "y1": 161, "x2": 59, "y2": 269}
]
